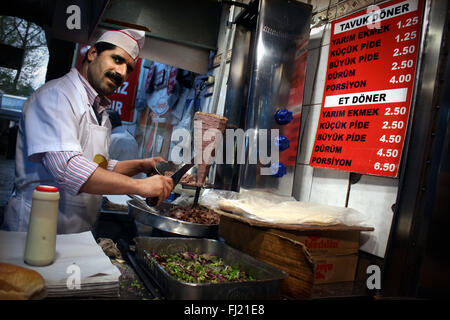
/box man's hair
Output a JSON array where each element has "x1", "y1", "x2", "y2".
[
  {"x1": 107, "y1": 109, "x2": 122, "y2": 129},
  {"x1": 82, "y1": 42, "x2": 116, "y2": 64}
]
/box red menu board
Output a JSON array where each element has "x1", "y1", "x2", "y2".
[{"x1": 309, "y1": 0, "x2": 423, "y2": 177}]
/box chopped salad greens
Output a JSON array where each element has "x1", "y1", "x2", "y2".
[{"x1": 147, "y1": 251, "x2": 255, "y2": 284}]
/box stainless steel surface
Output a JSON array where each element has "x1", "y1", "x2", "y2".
[
  {"x1": 383, "y1": 0, "x2": 449, "y2": 297},
  {"x1": 101, "y1": 0, "x2": 220, "y2": 50},
  {"x1": 215, "y1": 0, "x2": 312, "y2": 196},
  {"x1": 127, "y1": 194, "x2": 156, "y2": 213},
  {"x1": 134, "y1": 237, "x2": 288, "y2": 300},
  {"x1": 127, "y1": 199, "x2": 218, "y2": 238},
  {"x1": 209, "y1": 3, "x2": 236, "y2": 115},
  {"x1": 93, "y1": 24, "x2": 211, "y2": 74}
]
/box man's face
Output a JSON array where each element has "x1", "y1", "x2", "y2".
[{"x1": 86, "y1": 46, "x2": 136, "y2": 96}]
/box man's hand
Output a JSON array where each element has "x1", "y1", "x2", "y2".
[
  {"x1": 136, "y1": 174, "x2": 174, "y2": 205},
  {"x1": 141, "y1": 157, "x2": 166, "y2": 175}
]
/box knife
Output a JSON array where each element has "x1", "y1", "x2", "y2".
[{"x1": 146, "y1": 159, "x2": 195, "y2": 207}]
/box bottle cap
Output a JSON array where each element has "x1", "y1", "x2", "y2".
[{"x1": 36, "y1": 185, "x2": 59, "y2": 192}]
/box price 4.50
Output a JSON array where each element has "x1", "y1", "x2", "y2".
[
  {"x1": 376, "y1": 148, "x2": 399, "y2": 158},
  {"x1": 374, "y1": 162, "x2": 396, "y2": 172},
  {"x1": 379, "y1": 134, "x2": 402, "y2": 143}
]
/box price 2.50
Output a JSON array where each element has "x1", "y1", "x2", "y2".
[
  {"x1": 393, "y1": 45, "x2": 416, "y2": 56},
  {"x1": 384, "y1": 107, "x2": 407, "y2": 116},
  {"x1": 392, "y1": 60, "x2": 414, "y2": 70},
  {"x1": 382, "y1": 120, "x2": 404, "y2": 130}
]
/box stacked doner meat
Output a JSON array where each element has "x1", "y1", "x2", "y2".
[{"x1": 193, "y1": 112, "x2": 228, "y2": 186}]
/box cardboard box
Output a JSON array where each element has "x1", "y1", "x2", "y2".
[
  {"x1": 270, "y1": 229, "x2": 360, "y2": 256},
  {"x1": 218, "y1": 213, "x2": 373, "y2": 298},
  {"x1": 314, "y1": 254, "x2": 359, "y2": 284},
  {"x1": 218, "y1": 215, "x2": 315, "y2": 299}
]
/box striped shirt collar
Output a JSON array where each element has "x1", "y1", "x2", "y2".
[{"x1": 77, "y1": 70, "x2": 111, "y2": 113}]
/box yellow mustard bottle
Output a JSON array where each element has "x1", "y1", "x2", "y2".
[{"x1": 24, "y1": 185, "x2": 60, "y2": 266}]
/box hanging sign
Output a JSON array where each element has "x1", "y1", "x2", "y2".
[{"x1": 309, "y1": 0, "x2": 424, "y2": 177}]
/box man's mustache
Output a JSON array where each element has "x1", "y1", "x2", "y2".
[{"x1": 105, "y1": 71, "x2": 123, "y2": 87}]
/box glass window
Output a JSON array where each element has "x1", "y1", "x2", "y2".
[{"x1": 0, "y1": 16, "x2": 49, "y2": 98}]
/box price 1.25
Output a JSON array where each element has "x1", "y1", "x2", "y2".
[
  {"x1": 397, "y1": 16, "x2": 419, "y2": 29},
  {"x1": 395, "y1": 31, "x2": 417, "y2": 42}
]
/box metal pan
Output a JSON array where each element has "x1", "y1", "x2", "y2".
[
  {"x1": 134, "y1": 237, "x2": 289, "y2": 300},
  {"x1": 127, "y1": 199, "x2": 219, "y2": 238}
]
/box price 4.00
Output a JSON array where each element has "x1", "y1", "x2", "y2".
[{"x1": 389, "y1": 74, "x2": 412, "y2": 84}]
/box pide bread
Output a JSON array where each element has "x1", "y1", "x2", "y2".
[{"x1": 0, "y1": 263, "x2": 47, "y2": 300}]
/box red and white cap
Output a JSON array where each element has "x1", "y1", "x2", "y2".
[{"x1": 96, "y1": 29, "x2": 145, "y2": 60}]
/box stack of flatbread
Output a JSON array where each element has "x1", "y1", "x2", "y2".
[{"x1": 218, "y1": 197, "x2": 350, "y2": 226}]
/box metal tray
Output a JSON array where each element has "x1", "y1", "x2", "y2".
[
  {"x1": 134, "y1": 237, "x2": 289, "y2": 300},
  {"x1": 127, "y1": 199, "x2": 218, "y2": 238}
]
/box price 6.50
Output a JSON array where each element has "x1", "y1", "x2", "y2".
[{"x1": 374, "y1": 162, "x2": 396, "y2": 172}]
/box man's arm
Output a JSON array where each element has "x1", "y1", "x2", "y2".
[
  {"x1": 79, "y1": 166, "x2": 173, "y2": 205},
  {"x1": 43, "y1": 152, "x2": 173, "y2": 205},
  {"x1": 111, "y1": 157, "x2": 165, "y2": 177}
]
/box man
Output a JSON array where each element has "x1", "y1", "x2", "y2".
[
  {"x1": 1, "y1": 29, "x2": 173, "y2": 234},
  {"x1": 107, "y1": 109, "x2": 138, "y2": 161}
]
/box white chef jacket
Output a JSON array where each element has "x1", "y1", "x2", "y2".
[{"x1": 1, "y1": 68, "x2": 111, "y2": 234}]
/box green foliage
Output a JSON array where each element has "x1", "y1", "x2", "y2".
[{"x1": 148, "y1": 251, "x2": 255, "y2": 284}]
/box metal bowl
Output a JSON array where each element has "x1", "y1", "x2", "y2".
[{"x1": 127, "y1": 199, "x2": 219, "y2": 238}]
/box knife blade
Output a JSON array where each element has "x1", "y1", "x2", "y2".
[
  {"x1": 146, "y1": 157, "x2": 195, "y2": 207},
  {"x1": 170, "y1": 162, "x2": 195, "y2": 186}
]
